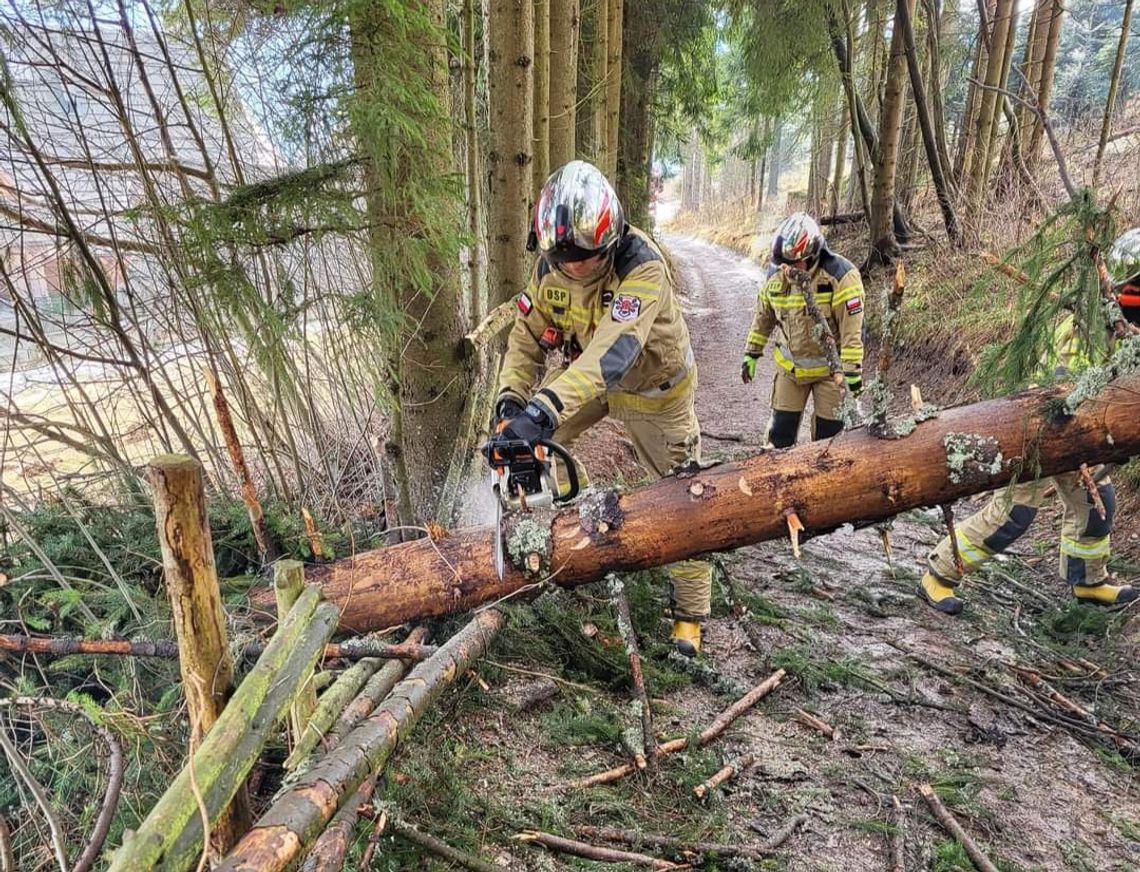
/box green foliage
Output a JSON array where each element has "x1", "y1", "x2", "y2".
[{"x1": 973, "y1": 194, "x2": 1119, "y2": 397}]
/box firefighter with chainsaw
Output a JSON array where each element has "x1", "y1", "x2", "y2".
[
  {"x1": 740, "y1": 213, "x2": 866, "y2": 446},
  {"x1": 487, "y1": 160, "x2": 713, "y2": 656},
  {"x1": 918, "y1": 228, "x2": 1140, "y2": 615}
]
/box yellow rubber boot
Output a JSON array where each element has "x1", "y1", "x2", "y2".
[
  {"x1": 671, "y1": 621, "x2": 702, "y2": 657},
  {"x1": 1072, "y1": 578, "x2": 1138, "y2": 607},
  {"x1": 916, "y1": 572, "x2": 964, "y2": 616}
]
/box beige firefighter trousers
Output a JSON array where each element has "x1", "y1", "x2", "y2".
[
  {"x1": 770, "y1": 370, "x2": 843, "y2": 432},
  {"x1": 928, "y1": 471, "x2": 1114, "y2": 587},
  {"x1": 545, "y1": 369, "x2": 714, "y2": 620}
]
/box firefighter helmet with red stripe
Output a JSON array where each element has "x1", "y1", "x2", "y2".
[
  {"x1": 772, "y1": 212, "x2": 825, "y2": 268},
  {"x1": 532, "y1": 161, "x2": 625, "y2": 264}
]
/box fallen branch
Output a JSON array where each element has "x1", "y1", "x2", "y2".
[
  {"x1": 107, "y1": 587, "x2": 340, "y2": 872},
  {"x1": 0, "y1": 632, "x2": 437, "y2": 663},
  {"x1": 1078, "y1": 463, "x2": 1107, "y2": 521},
  {"x1": 0, "y1": 697, "x2": 124, "y2": 872},
  {"x1": 217, "y1": 610, "x2": 505, "y2": 872},
  {"x1": 461, "y1": 298, "x2": 516, "y2": 354},
  {"x1": 609, "y1": 575, "x2": 656, "y2": 762},
  {"x1": 751, "y1": 814, "x2": 809, "y2": 851},
  {"x1": 1011, "y1": 667, "x2": 1139, "y2": 753},
  {"x1": 693, "y1": 753, "x2": 756, "y2": 798},
  {"x1": 819, "y1": 211, "x2": 866, "y2": 226},
  {"x1": 786, "y1": 265, "x2": 844, "y2": 387},
  {"x1": 890, "y1": 795, "x2": 906, "y2": 872},
  {"x1": 793, "y1": 709, "x2": 836, "y2": 740},
  {"x1": 577, "y1": 822, "x2": 799, "y2": 861},
  {"x1": 515, "y1": 831, "x2": 684, "y2": 870},
  {"x1": 325, "y1": 627, "x2": 430, "y2": 747},
  {"x1": 980, "y1": 251, "x2": 1032, "y2": 285},
  {"x1": 299, "y1": 774, "x2": 376, "y2": 872},
  {"x1": 940, "y1": 504, "x2": 966, "y2": 576},
  {"x1": 385, "y1": 814, "x2": 502, "y2": 872},
  {"x1": 284, "y1": 655, "x2": 386, "y2": 770},
  {"x1": 918, "y1": 784, "x2": 999, "y2": 872},
  {"x1": 557, "y1": 669, "x2": 786, "y2": 789}
]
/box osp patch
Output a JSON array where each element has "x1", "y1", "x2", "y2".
[
  {"x1": 611, "y1": 294, "x2": 641, "y2": 322},
  {"x1": 845, "y1": 297, "x2": 863, "y2": 315},
  {"x1": 517, "y1": 292, "x2": 533, "y2": 315}
]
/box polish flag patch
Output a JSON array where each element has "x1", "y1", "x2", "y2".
[
  {"x1": 612, "y1": 294, "x2": 641, "y2": 322},
  {"x1": 846, "y1": 297, "x2": 863, "y2": 315},
  {"x1": 517, "y1": 292, "x2": 533, "y2": 315}
]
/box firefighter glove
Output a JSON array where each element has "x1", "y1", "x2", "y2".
[
  {"x1": 741, "y1": 354, "x2": 759, "y2": 384},
  {"x1": 845, "y1": 374, "x2": 863, "y2": 397},
  {"x1": 500, "y1": 401, "x2": 556, "y2": 446},
  {"x1": 493, "y1": 397, "x2": 525, "y2": 427}
]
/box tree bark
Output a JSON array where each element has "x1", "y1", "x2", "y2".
[
  {"x1": 216, "y1": 610, "x2": 505, "y2": 872},
  {"x1": 591, "y1": 0, "x2": 609, "y2": 167},
  {"x1": 869, "y1": 0, "x2": 915, "y2": 263},
  {"x1": 767, "y1": 119, "x2": 783, "y2": 198},
  {"x1": 897, "y1": 0, "x2": 962, "y2": 245},
  {"x1": 464, "y1": 0, "x2": 483, "y2": 319},
  {"x1": 1026, "y1": 0, "x2": 1063, "y2": 165},
  {"x1": 605, "y1": 0, "x2": 624, "y2": 179},
  {"x1": 964, "y1": 0, "x2": 1015, "y2": 219},
  {"x1": 107, "y1": 588, "x2": 339, "y2": 872},
  {"x1": 1093, "y1": 0, "x2": 1133, "y2": 187},
  {"x1": 254, "y1": 374, "x2": 1140, "y2": 633},
  {"x1": 275, "y1": 561, "x2": 319, "y2": 754},
  {"x1": 148, "y1": 454, "x2": 252, "y2": 854},
  {"x1": 486, "y1": 0, "x2": 535, "y2": 308},
  {"x1": 549, "y1": 0, "x2": 580, "y2": 166},
  {"x1": 954, "y1": 0, "x2": 996, "y2": 186},
  {"x1": 351, "y1": 0, "x2": 469, "y2": 522},
  {"x1": 922, "y1": 0, "x2": 953, "y2": 190},
  {"x1": 616, "y1": 3, "x2": 655, "y2": 224},
  {"x1": 533, "y1": 0, "x2": 551, "y2": 195}
]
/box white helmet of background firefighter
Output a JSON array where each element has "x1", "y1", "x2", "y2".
[
  {"x1": 772, "y1": 212, "x2": 825, "y2": 269},
  {"x1": 1107, "y1": 227, "x2": 1140, "y2": 325},
  {"x1": 529, "y1": 160, "x2": 625, "y2": 264}
]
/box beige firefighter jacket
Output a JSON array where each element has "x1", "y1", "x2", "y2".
[
  {"x1": 497, "y1": 226, "x2": 695, "y2": 426},
  {"x1": 745, "y1": 251, "x2": 865, "y2": 383}
]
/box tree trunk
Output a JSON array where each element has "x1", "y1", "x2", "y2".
[
  {"x1": 1093, "y1": 0, "x2": 1134, "y2": 187},
  {"x1": 548, "y1": 0, "x2": 580, "y2": 166},
  {"x1": 964, "y1": 0, "x2": 1015, "y2": 219},
  {"x1": 616, "y1": 3, "x2": 657, "y2": 224},
  {"x1": 923, "y1": 0, "x2": 953, "y2": 191},
  {"x1": 533, "y1": 0, "x2": 551, "y2": 194},
  {"x1": 591, "y1": 0, "x2": 609, "y2": 166},
  {"x1": 216, "y1": 610, "x2": 505, "y2": 872},
  {"x1": 147, "y1": 454, "x2": 251, "y2": 855},
  {"x1": 605, "y1": 0, "x2": 623, "y2": 179},
  {"x1": 767, "y1": 119, "x2": 783, "y2": 198},
  {"x1": 829, "y1": 7, "x2": 875, "y2": 221},
  {"x1": 1026, "y1": 0, "x2": 1063, "y2": 165},
  {"x1": 464, "y1": 0, "x2": 484, "y2": 321},
  {"x1": 487, "y1": 0, "x2": 534, "y2": 308},
  {"x1": 954, "y1": 0, "x2": 996, "y2": 186},
  {"x1": 255, "y1": 375, "x2": 1140, "y2": 633},
  {"x1": 351, "y1": 0, "x2": 469, "y2": 523},
  {"x1": 831, "y1": 110, "x2": 848, "y2": 218},
  {"x1": 868, "y1": 0, "x2": 915, "y2": 263},
  {"x1": 898, "y1": 0, "x2": 962, "y2": 245}
]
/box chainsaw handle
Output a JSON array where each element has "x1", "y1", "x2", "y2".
[{"x1": 537, "y1": 438, "x2": 581, "y2": 503}]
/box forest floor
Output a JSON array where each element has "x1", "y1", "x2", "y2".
[{"x1": 372, "y1": 230, "x2": 1140, "y2": 872}]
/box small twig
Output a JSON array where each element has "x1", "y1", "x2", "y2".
[
  {"x1": 608, "y1": 575, "x2": 657, "y2": 762},
  {"x1": 360, "y1": 808, "x2": 387, "y2": 869},
  {"x1": 0, "y1": 717, "x2": 68, "y2": 872},
  {"x1": 890, "y1": 795, "x2": 906, "y2": 872},
  {"x1": 1078, "y1": 464, "x2": 1107, "y2": 521},
  {"x1": 918, "y1": 784, "x2": 999, "y2": 872},
  {"x1": 515, "y1": 830, "x2": 685, "y2": 869},
  {"x1": 785, "y1": 509, "x2": 804, "y2": 559},
  {"x1": 555, "y1": 670, "x2": 786, "y2": 789},
  {"x1": 577, "y1": 823, "x2": 797, "y2": 861},
  {"x1": 386, "y1": 815, "x2": 501, "y2": 872},
  {"x1": 0, "y1": 816, "x2": 12, "y2": 872},
  {"x1": 754, "y1": 814, "x2": 810, "y2": 851},
  {"x1": 940, "y1": 504, "x2": 966, "y2": 576},
  {"x1": 694, "y1": 753, "x2": 756, "y2": 798},
  {"x1": 785, "y1": 265, "x2": 845, "y2": 387},
  {"x1": 793, "y1": 709, "x2": 837, "y2": 740},
  {"x1": 483, "y1": 660, "x2": 600, "y2": 695}
]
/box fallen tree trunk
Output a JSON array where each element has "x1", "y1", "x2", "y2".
[{"x1": 253, "y1": 375, "x2": 1140, "y2": 633}]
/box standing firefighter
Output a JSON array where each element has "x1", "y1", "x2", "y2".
[
  {"x1": 741, "y1": 214, "x2": 865, "y2": 446},
  {"x1": 918, "y1": 228, "x2": 1140, "y2": 615},
  {"x1": 488, "y1": 160, "x2": 713, "y2": 656}
]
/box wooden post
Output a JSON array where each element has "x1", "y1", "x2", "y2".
[
  {"x1": 148, "y1": 453, "x2": 252, "y2": 851},
  {"x1": 275, "y1": 560, "x2": 318, "y2": 746}
]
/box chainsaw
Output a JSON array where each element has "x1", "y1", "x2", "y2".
[{"x1": 483, "y1": 435, "x2": 581, "y2": 579}]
